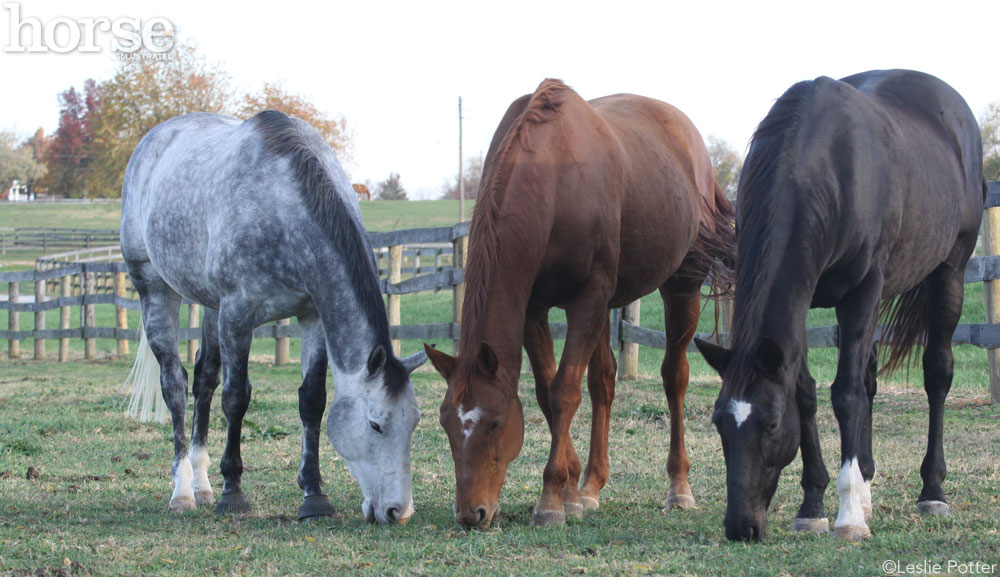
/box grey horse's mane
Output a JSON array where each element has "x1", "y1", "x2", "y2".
[{"x1": 251, "y1": 110, "x2": 407, "y2": 396}]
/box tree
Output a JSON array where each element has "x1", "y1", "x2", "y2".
[
  {"x1": 40, "y1": 80, "x2": 100, "y2": 197},
  {"x1": 0, "y1": 130, "x2": 47, "y2": 193},
  {"x1": 238, "y1": 82, "x2": 352, "y2": 162},
  {"x1": 440, "y1": 155, "x2": 483, "y2": 200},
  {"x1": 376, "y1": 172, "x2": 407, "y2": 200},
  {"x1": 706, "y1": 135, "x2": 743, "y2": 200},
  {"x1": 982, "y1": 101, "x2": 1000, "y2": 181},
  {"x1": 85, "y1": 42, "x2": 232, "y2": 197}
]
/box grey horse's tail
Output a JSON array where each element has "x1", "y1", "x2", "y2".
[{"x1": 121, "y1": 319, "x2": 168, "y2": 423}]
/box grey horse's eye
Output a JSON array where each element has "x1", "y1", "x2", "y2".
[{"x1": 369, "y1": 421, "x2": 383, "y2": 434}]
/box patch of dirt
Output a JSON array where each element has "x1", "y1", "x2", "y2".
[{"x1": 25, "y1": 466, "x2": 40, "y2": 480}]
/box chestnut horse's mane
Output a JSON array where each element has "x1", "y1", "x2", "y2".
[{"x1": 460, "y1": 79, "x2": 573, "y2": 358}]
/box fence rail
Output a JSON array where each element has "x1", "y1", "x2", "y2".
[
  {"x1": 0, "y1": 227, "x2": 121, "y2": 254},
  {"x1": 3, "y1": 185, "x2": 1000, "y2": 403}
]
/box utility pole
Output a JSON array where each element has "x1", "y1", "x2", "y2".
[{"x1": 458, "y1": 96, "x2": 465, "y2": 222}]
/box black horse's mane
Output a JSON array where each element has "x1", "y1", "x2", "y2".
[
  {"x1": 731, "y1": 80, "x2": 816, "y2": 355},
  {"x1": 252, "y1": 110, "x2": 407, "y2": 396}
]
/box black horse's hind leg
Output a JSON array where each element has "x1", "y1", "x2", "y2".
[
  {"x1": 296, "y1": 314, "x2": 336, "y2": 520},
  {"x1": 830, "y1": 268, "x2": 883, "y2": 541},
  {"x1": 215, "y1": 301, "x2": 255, "y2": 515},
  {"x1": 791, "y1": 355, "x2": 830, "y2": 533},
  {"x1": 129, "y1": 262, "x2": 192, "y2": 512},
  {"x1": 857, "y1": 344, "x2": 878, "y2": 520},
  {"x1": 190, "y1": 308, "x2": 221, "y2": 506},
  {"x1": 917, "y1": 264, "x2": 964, "y2": 515}
]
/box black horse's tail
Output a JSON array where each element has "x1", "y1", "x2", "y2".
[{"x1": 878, "y1": 282, "x2": 929, "y2": 377}]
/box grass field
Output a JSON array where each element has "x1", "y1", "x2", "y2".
[{"x1": 2, "y1": 201, "x2": 999, "y2": 576}]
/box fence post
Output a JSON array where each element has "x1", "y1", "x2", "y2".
[
  {"x1": 113, "y1": 272, "x2": 129, "y2": 356},
  {"x1": 59, "y1": 275, "x2": 71, "y2": 362},
  {"x1": 452, "y1": 234, "x2": 468, "y2": 354},
  {"x1": 8, "y1": 281, "x2": 19, "y2": 359},
  {"x1": 983, "y1": 206, "x2": 1000, "y2": 404},
  {"x1": 275, "y1": 318, "x2": 290, "y2": 366},
  {"x1": 33, "y1": 279, "x2": 46, "y2": 360},
  {"x1": 188, "y1": 303, "x2": 200, "y2": 364},
  {"x1": 618, "y1": 299, "x2": 640, "y2": 380},
  {"x1": 388, "y1": 244, "x2": 403, "y2": 356},
  {"x1": 84, "y1": 271, "x2": 96, "y2": 360}
]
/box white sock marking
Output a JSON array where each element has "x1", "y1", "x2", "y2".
[
  {"x1": 171, "y1": 457, "x2": 194, "y2": 501},
  {"x1": 835, "y1": 458, "x2": 869, "y2": 529},
  {"x1": 188, "y1": 444, "x2": 212, "y2": 496},
  {"x1": 728, "y1": 398, "x2": 752, "y2": 428}
]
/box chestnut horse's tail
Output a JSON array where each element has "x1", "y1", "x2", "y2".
[
  {"x1": 695, "y1": 183, "x2": 737, "y2": 299},
  {"x1": 878, "y1": 282, "x2": 929, "y2": 377}
]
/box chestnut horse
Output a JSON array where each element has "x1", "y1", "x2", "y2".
[{"x1": 424, "y1": 79, "x2": 735, "y2": 528}]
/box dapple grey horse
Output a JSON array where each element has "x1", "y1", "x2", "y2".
[{"x1": 121, "y1": 111, "x2": 426, "y2": 524}]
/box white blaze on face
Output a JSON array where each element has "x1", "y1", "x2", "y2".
[
  {"x1": 457, "y1": 405, "x2": 483, "y2": 444},
  {"x1": 728, "y1": 398, "x2": 752, "y2": 428},
  {"x1": 835, "y1": 457, "x2": 869, "y2": 529}
]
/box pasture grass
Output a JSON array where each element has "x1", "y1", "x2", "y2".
[{"x1": 1, "y1": 353, "x2": 998, "y2": 577}]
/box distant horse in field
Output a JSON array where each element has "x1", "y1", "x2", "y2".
[
  {"x1": 424, "y1": 79, "x2": 735, "y2": 529},
  {"x1": 695, "y1": 69, "x2": 985, "y2": 541},
  {"x1": 353, "y1": 183, "x2": 371, "y2": 202},
  {"x1": 121, "y1": 111, "x2": 426, "y2": 523}
]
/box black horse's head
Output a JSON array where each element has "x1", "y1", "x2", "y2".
[{"x1": 695, "y1": 336, "x2": 801, "y2": 542}]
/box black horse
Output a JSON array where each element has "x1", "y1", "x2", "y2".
[{"x1": 695, "y1": 69, "x2": 985, "y2": 542}]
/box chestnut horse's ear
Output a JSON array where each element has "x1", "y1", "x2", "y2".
[
  {"x1": 424, "y1": 342, "x2": 455, "y2": 380},
  {"x1": 755, "y1": 336, "x2": 784, "y2": 379},
  {"x1": 694, "y1": 338, "x2": 731, "y2": 375},
  {"x1": 477, "y1": 342, "x2": 499, "y2": 379}
]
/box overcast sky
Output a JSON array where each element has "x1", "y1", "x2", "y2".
[{"x1": 2, "y1": 0, "x2": 998, "y2": 199}]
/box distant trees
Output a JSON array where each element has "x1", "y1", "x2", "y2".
[
  {"x1": 981, "y1": 101, "x2": 1000, "y2": 181},
  {"x1": 0, "y1": 129, "x2": 47, "y2": 193},
  {"x1": 36, "y1": 42, "x2": 351, "y2": 198},
  {"x1": 440, "y1": 155, "x2": 483, "y2": 200},
  {"x1": 706, "y1": 135, "x2": 743, "y2": 200},
  {"x1": 376, "y1": 172, "x2": 407, "y2": 200}
]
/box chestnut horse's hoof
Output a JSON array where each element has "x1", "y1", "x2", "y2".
[
  {"x1": 833, "y1": 524, "x2": 871, "y2": 541},
  {"x1": 563, "y1": 500, "x2": 584, "y2": 518},
  {"x1": 531, "y1": 508, "x2": 566, "y2": 527},
  {"x1": 214, "y1": 492, "x2": 252, "y2": 515},
  {"x1": 580, "y1": 495, "x2": 600, "y2": 512},
  {"x1": 169, "y1": 496, "x2": 196, "y2": 513},
  {"x1": 791, "y1": 517, "x2": 829, "y2": 534},
  {"x1": 297, "y1": 495, "x2": 337, "y2": 520},
  {"x1": 195, "y1": 490, "x2": 215, "y2": 506},
  {"x1": 666, "y1": 493, "x2": 696, "y2": 510},
  {"x1": 916, "y1": 500, "x2": 949, "y2": 516}
]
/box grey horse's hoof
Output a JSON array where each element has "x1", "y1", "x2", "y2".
[
  {"x1": 531, "y1": 508, "x2": 566, "y2": 527},
  {"x1": 791, "y1": 517, "x2": 829, "y2": 534},
  {"x1": 297, "y1": 495, "x2": 337, "y2": 520},
  {"x1": 195, "y1": 490, "x2": 215, "y2": 506},
  {"x1": 917, "y1": 500, "x2": 950, "y2": 516},
  {"x1": 833, "y1": 524, "x2": 871, "y2": 541},
  {"x1": 214, "y1": 492, "x2": 252, "y2": 515},
  {"x1": 169, "y1": 496, "x2": 196, "y2": 513}
]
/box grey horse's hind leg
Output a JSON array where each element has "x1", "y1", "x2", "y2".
[
  {"x1": 296, "y1": 314, "x2": 336, "y2": 520},
  {"x1": 129, "y1": 261, "x2": 193, "y2": 512},
  {"x1": 214, "y1": 301, "x2": 256, "y2": 515},
  {"x1": 190, "y1": 308, "x2": 221, "y2": 506}
]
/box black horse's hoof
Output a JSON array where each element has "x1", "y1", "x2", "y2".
[
  {"x1": 214, "y1": 492, "x2": 252, "y2": 515},
  {"x1": 298, "y1": 495, "x2": 337, "y2": 520}
]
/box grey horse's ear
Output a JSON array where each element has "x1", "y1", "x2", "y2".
[
  {"x1": 367, "y1": 345, "x2": 387, "y2": 376},
  {"x1": 400, "y1": 349, "x2": 428, "y2": 374}
]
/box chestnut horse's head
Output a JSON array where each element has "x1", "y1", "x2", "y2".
[{"x1": 424, "y1": 342, "x2": 524, "y2": 529}]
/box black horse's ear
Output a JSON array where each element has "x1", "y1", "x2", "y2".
[
  {"x1": 695, "y1": 338, "x2": 731, "y2": 374},
  {"x1": 367, "y1": 345, "x2": 387, "y2": 376},
  {"x1": 755, "y1": 336, "x2": 784, "y2": 378},
  {"x1": 477, "y1": 342, "x2": 499, "y2": 378}
]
